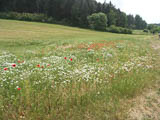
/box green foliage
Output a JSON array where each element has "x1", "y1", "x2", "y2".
[
  {"x1": 107, "y1": 10, "x2": 116, "y2": 26},
  {"x1": 0, "y1": 12, "x2": 48, "y2": 22},
  {"x1": 107, "y1": 25, "x2": 132, "y2": 34},
  {"x1": 135, "y1": 15, "x2": 147, "y2": 30},
  {"x1": 143, "y1": 29, "x2": 149, "y2": 33},
  {"x1": 147, "y1": 24, "x2": 160, "y2": 34},
  {"x1": 127, "y1": 14, "x2": 135, "y2": 29},
  {"x1": 46, "y1": 17, "x2": 54, "y2": 23},
  {"x1": 0, "y1": 0, "x2": 147, "y2": 29},
  {"x1": 87, "y1": 12, "x2": 108, "y2": 31},
  {"x1": 116, "y1": 11, "x2": 128, "y2": 28},
  {"x1": 71, "y1": 0, "x2": 96, "y2": 27},
  {"x1": 0, "y1": 12, "x2": 73, "y2": 25},
  {"x1": 151, "y1": 28, "x2": 160, "y2": 34}
]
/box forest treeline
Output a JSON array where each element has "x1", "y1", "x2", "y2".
[{"x1": 0, "y1": 0, "x2": 147, "y2": 30}]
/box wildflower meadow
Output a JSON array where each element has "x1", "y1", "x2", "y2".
[{"x1": 0, "y1": 19, "x2": 159, "y2": 120}]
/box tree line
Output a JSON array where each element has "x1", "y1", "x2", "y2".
[
  {"x1": 0, "y1": 0, "x2": 147, "y2": 29},
  {"x1": 147, "y1": 24, "x2": 160, "y2": 33}
]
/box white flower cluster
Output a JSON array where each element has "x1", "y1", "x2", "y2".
[{"x1": 0, "y1": 49, "x2": 154, "y2": 95}]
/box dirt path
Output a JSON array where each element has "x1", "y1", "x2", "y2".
[
  {"x1": 127, "y1": 36, "x2": 160, "y2": 120},
  {"x1": 128, "y1": 84, "x2": 160, "y2": 120}
]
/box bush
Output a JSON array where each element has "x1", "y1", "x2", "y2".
[
  {"x1": 151, "y1": 28, "x2": 160, "y2": 34},
  {"x1": 143, "y1": 29, "x2": 148, "y2": 33},
  {"x1": 87, "y1": 12, "x2": 108, "y2": 31},
  {"x1": 108, "y1": 25, "x2": 120, "y2": 33},
  {"x1": 106, "y1": 25, "x2": 132, "y2": 34},
  {"x1": 46, "y1": 17, "x2": 54, "y2": 23},
  {"x1": 56, "y1": 18, "x2": 72, "y2": 25},
  {"x1": 0, "y1": 12, "x2": 17, "y2": 19},
  {"x1": 0, "y1": 12, "x2": 49, "y2": 23}
]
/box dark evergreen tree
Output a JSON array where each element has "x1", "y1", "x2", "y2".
[
  {"x1": 0, "y1": 0, "x2": 147, "y2": 29},
  {"x1": 107, "y1": 9, "x2": 116, "y2": 26},
  {"x1": 127, "y1": 14, "x2": 135, "y2": 29},
  {"x1": 135, "y1": 15, "x2": 147, "y2": 29},
  {"x1": 116, "y1": 10, "x2": 127, "y2": 27},
  {"x1": 135, "y1": 15, "x2": 142, "y2": 29}
]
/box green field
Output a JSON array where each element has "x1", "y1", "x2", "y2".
[{"x1": 0, "y1": 19, "x2": 159, "y2": 120}]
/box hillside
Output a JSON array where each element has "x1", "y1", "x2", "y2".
[
  {"x1": 0, "y1": 19, "x2": 159, "y2": 120},
  {"x1": 0, "y1": 19, "x2": 147, "y2": 55}
]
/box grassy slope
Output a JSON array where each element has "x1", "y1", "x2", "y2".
[
  {"x1": 0, "y1": 19, "x2": 148, "y2": 55},
  {"x1": 0, "y1": 19, "x2": 158, "y2": 120}
]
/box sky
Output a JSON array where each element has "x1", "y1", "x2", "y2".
[{"x1": 96, "y1": 0, "x2": 160, "y2": 24}]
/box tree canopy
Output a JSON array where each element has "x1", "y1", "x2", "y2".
[{"x1": 0, "y1": 0, "x2": 147, "y2": 29}]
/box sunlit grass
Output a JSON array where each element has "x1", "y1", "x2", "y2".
[{"x1": 0, "y1": 19, "x2": 158, "y2": 120}]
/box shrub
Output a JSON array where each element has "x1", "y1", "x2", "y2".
[
  {"x1": 0, "y1": 12, "x2": 17, "y2": 19},
  {"x1": 108, "y1": 25, "x2": 120, "y2": 33},
  {"x1": 56, "y1": 18, "x2": 72, "y2": 25},
  {"x1": 106, "y1": 25, "x2": 132, "y2": 34},
  {"x1": 87, "y1": 12, "x2": 108, "y2": 31},
  {"x1": 143, "y1": 29, "x2": 148, "y2": 33},
  {"x1": 0, "y1": 12, "x2": 49, "y2": 22},
  {"x1": 46, "y1": 17, "x2": 55, "y2": 23},
  {"x1": 150, "y1": 28, "x2": 158, "y2": 34}
]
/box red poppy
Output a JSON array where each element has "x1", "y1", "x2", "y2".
[
  {"x1": 18, "y1": 60, "x2": 24, "y2": 63},
  {"x1": 47, "y1": 64, "x2": 50, "y2": 67},
  {"x1": 4, "y1": 68, "x2": 8, "y2": 71},
  {"x1": 17, "y1": 88, "x2": 21, "y2": 90},
  {"x1": 37, "y1": 64, "x2": 40, "y2": 67},
  {"x1": 88, "y1": 48, "x2": 91, "y2": 51},
  {"x1": 70, "y1": 58, "x2": 73, "y2": 61},
  {"x1": 64, "y1": 57, "x2": 67, "y2": 60},
  {"x1": 12, "y1": 64, "x2": 16, "y2": 67},
  {"x1": 97, "y1": 59, "x2": 99, "y2": 62}
]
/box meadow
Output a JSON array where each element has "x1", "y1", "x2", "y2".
[{"x1": 0, "y1": 19, "x2": 159, "y2": 120}]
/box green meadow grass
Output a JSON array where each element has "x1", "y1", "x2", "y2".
[{"x1": 0, "y1": 19, "x2": 158, "y2": 120}]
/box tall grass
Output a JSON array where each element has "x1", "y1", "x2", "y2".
[{"x1": 0, "y1": 19, "x2": 158, "y2": 120}]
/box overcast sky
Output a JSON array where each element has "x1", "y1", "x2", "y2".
[{"x1": 96, "y1": 0, "x2": 160, "y2": 24}]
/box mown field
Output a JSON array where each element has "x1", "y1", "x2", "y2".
[{"x1": 0, "y1": 19, "x2": 159, "y2": 120}]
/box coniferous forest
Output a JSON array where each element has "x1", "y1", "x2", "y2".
[{"x1": 0, "y1": 0, "x2": 147, "y2": 30}]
